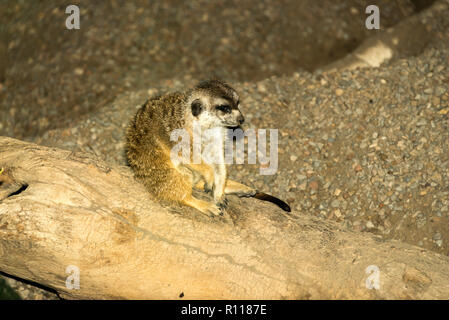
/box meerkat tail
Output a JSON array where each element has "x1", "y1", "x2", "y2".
[{"x1": 253, "y1": 192, "x2": 291, "y2": 212}]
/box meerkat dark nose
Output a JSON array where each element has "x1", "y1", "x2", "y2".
[{"x1": 237, "y1": 114, "x2": 245, "y2": 125}]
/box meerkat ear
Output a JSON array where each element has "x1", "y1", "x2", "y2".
[{"x1": 191, "y1": 99, "x2": 203, "y2": 117}]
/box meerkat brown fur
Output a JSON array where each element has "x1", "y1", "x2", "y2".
[{"x1": 126, "y1": 79, "x2": 290, "y2": 216}]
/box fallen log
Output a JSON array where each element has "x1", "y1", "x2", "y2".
[
  {"x1": 0, "y1": 136, "x2": 448, "y2": 299},
  {"x1": 320, "y1": 0, "x2": 449, "y2": 73}
]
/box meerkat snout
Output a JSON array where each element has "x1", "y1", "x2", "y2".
[
  {"x1": 217, "y1": 107, "x2": 244, "y2": 127},
  {"x1": 237, "y1": 113, "x2": 244, "y2": 125}
]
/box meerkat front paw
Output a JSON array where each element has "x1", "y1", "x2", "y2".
[
  {"x1": 216, "y1": 197, "x2": 228, "y2": 209},
  {"x1": 195, "y1": 201, "x2": 224, "y2": 217},
  {"x1": 214, "y1": 190, "x2": 228, "y2": 209},
  {"x1": 207, "y1": 203, "x2": 224, "y2": 216}
]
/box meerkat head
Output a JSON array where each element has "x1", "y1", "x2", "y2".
[{"x1": 187, "y1": 79, "x2": 245, "y2": 128}]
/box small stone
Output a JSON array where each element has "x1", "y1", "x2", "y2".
[
  {"x1": 147, "y1": 88, "x2": 158, "y2": 96},
  {"x1": 220, "y1": 37, "x2": 230, "y2": 45},
  {"x1": 334, "y1": 209, "x2": 342, "y2": 218},
  {"x1": 335, "y1": 88, "x2": 344, "y2": 96},
  {"x1": 290, "y1": 155, "x2": 298, "y2": 162},
  {"x1": 438, "y1": 108, "x2": 449, "y2": 115},
  {"x1": 299, "y1": 182, "x2": 307, "y2": 191},
  {"x1": 331, "y1": 199, "x2": 340, "y2": 208},
  {"x1": 21, "y1": 289, "x2": 30, "y2": 297},
  {"x1": 433, "y1": 232, "x2": 442, "y2": 240},
  {"x1": 432, "y1": 97, "x2": 440, "y2": 106},
  {"x1": 74, "y1": 67, "x2": 84, "y2": 75},
  {"x1": 417, "y1": 119, "x2": 427, "y2": 127},
  {"x1": 354, "y1": 164, "x2": 363, "y2": 172},
  {"x1": 366, "y1": 221, "x2": 375, "y2": 229},
  {"x1": 334, "y1": 188, "x2": 342, "y2": 196},
  {"x1": 257, "y1": 83, "x2": 267, "y2": 93},
  {"x1": 309, "y1": 180, "x2": 319, "y2": 190},
  {"x1": 350, "y1": 7, "x2": 359, "y2": 15}
]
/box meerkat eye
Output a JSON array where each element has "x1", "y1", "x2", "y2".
[
  {"x1": 216, "y1": 105, "x2": 231, "y2": 113},
  {"x1": 191, "y1": 99, "x2": 203, "y2": 116}
]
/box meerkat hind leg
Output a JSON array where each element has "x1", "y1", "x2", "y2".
[
  {"x1": 225, "y1": 180, "x2": 257, "y2": 197},
  {"x1": 182, "y1": 195, "x2": 223, "y2": 216},
  {"x1": 174, "y1": 165, "x2": 222, "y2": 216}
]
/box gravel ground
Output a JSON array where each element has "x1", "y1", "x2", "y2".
[
  {"x1": 1, "y1": 0, "x2": 448, "y2": 300},
  {"x1": 1, "y1": 0, "x2": 419, "y2": 139},
  {"x1": 0, "y1": 274, "x2": 58, "y2": 300}
]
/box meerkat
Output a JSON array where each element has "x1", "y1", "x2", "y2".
[{"x1": 125, "y1": 79, "x2": 291, "y2": 216}]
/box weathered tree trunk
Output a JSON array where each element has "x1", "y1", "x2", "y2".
[{"x1": 0, "y1": 136, "x2": 448, "y2": 299}]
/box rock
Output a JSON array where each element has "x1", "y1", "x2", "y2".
[
  {"x1": 309, "y1": 180, "x2": 319, "y2": 191},
  {"x1": 433, "y1": 232, "x2": 442, "y2": 241},
  {"x1": 331, "y1": 199, "x2": 340, "y2": 208},
  {"x1": 334, "y1": 209, "x2": 342, "y2": 218}
]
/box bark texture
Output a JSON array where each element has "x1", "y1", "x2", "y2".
[{"x1": 0, "y1": 136, "x2": 448, "y2": 299}]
